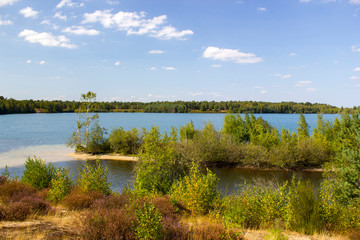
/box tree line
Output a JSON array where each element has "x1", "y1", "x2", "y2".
[{"x1": 0, "y1": 95, "x2": 353, "y2": 114}]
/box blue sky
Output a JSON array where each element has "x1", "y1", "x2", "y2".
[{"x1": 1, "y1": 0, "x2": 360, "y2": 107}]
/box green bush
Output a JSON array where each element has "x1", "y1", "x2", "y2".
[
  {"x1": 48, "y1": 168, "x2": 73, "y2": 202},
  {"x1": 77, "y1": 159, "x2": 111, "y2": 195},
  {"x1": 109, "y1": 127, "x2": 142, "y2": 155},
  {"x1": 21, "y1": 156, "x2": 56, "y2": 189},
  {"x1": 135, "y1": 126, "x2": 189, "y2": 195},
  {"x1": 285, "y1": 179, "x2": 321, "y2": 234},
  {"x1": 134, "y1": 202, "x2": 164, "y2": 240},
  {"x1": 222, "y1": 182, "x2": 287, "y2": 229},
  {"x1": 171, "y1": 163, "x2": 219, "y2": 215}
]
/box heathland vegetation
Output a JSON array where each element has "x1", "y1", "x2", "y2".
[
  {"x1": 2, "y1": 92, "x2": 360, "y2": 239},
  {"x1": 0, "y1": 95, "x2": 351, "y2": 114}
]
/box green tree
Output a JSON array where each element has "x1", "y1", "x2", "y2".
[{"x1": 297, "y1": 113, "x2": 309, "y2": 139}]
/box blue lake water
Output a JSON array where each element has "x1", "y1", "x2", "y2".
[{"x1": 0, "y1": 113, "x2": 339, "y2": 192}]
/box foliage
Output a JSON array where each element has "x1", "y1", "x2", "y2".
[
  {"x1": 1, "y1": 96, "x2": 346, "y2": 115},
  {"x1": 85, "y1": 121, "x2": 109, "y2": 154},
  {"x1": 171, "y1": 162, "x2": 219, "y2": 215},
  {"x1": 179, "y1": 120, "x2": 195, "y2": 141},
  {"x1": 77, "y1": 159, "x2": 111, "y2": 195},
  {"x1": 135, "y1": 126, "x2": 189, "y2": 194},
  {"x1": 21, "y1": 156, "x2": 56, "y2": 189},
  {"x1": 134, "y1": 202, "x2": 164, "y2": 240},
  {"x1": 192, "y1": 222, "x2": 243, "y2": 240},
  {"x1": 285, "y1": 178, "x2": 321, "y2": 234},
  {"x1": 47, "y1": 167, "x2": 73, "y2": 202},
  {"x1": 108, "y1": 127, "x2": 142, "y2": 154},
  {"x1": 222, "y1": 182, "x2": 287, "y2": 229}
]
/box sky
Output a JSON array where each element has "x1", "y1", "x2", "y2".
[{"x1": 1, "y1": 0, "x2": 360, "y2": 107}]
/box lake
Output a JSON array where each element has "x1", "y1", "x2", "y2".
[{"x1": 0, "y1": 113, "x2": 339, "y2": 192}]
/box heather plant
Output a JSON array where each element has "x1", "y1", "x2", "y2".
[
  {"x1": 77, "y1": 159, "x2": 111, "y2": 195},
  {"x1": 0, "y1": 180, "x2": 36, "y2": 203},
  {"x1": 192, "y1": 222, "x2": 243, "y2": 240},
  {"x1": 0, "y1": 175, "x2": 7, "y2": 185},
  {"x1": 63, "y1": 189, "x2": 104, "y2": 210},
  {"x1": 171, "y1": 162, "x2": 219, "y2": 215},
  {"x1": 47, "y1": 167, "x2": 73, "y2": 202},
  {"x1": 21, "y1": 156, "x2": 56, "y2": 189},
  {"x1": 3, "y1": 196, "x2": 50, "y2": 221},
  {"x1": 80, "y1": 207, "x2": 136, "y2": 240}
]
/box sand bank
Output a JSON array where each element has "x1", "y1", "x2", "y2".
[{"x1": 66, "y1": 152, "x2": 138, "y2": 162}]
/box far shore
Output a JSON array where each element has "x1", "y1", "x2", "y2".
[{"x1": 66, "y1": 152, "x2": 138, "y2": 162}]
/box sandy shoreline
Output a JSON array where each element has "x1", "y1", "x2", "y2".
[{"x1": 66, "y1": 152, "x2": 138, "y2": 162}]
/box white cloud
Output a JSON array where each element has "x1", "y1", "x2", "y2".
[
  {"x1": 260, "y1": 90, "x2": 267, "y2": 94},
  {"x1": 148, "y1": 50, "x2": 164, "y2": 54},
  {"x1": 300, "y1": 0, "x2": 311, "y2": 2},
  {"x1": 349, "y1": 76, "x2": 360, "y2": 80},
  {"x1": 54, "y1": 12, "x2": 67, "y2": 21},
  {"x1": 150, "y1": 26, "x2": 193, "y2": 40},
  {"x1": 349, "y1": 0, "x2": 360, "y2": 4},
  {"x1": 211, "y1": 64, "x2": 222, "y2": 68},
  {"x1": 0, "y1": 0, "x2": 17, "y2": 7},
  {"x1": 257, "y1": 7, "x2": 267, "y2": 11},
  {"x1": 149, "y1": 67, "x2": 157, "y2": 71},
  {"x1": 63, "y1": 26, "x2": 100, "y2": 36},
  {"x1": 41, "y1": 20, "x2": 51, "y2": 25},
  {"x1": 26, "y1": 59, "x2": 31, "y2": 64},
  {"x1": 295, "y1": 80, "x2": 312, "y2": 87},
  {"x1": 203, "y1": 46, "x2": 263, "y2": 64},
  {"x1": 289, "y1": 52, "x2": 297, "y2": 56},
  {"x1": 18, "y1": 29, "x2": 77, "y2": 49},
  {"x1": 39, "y1": 60, "x2": 45, "y2": 65},
  {"x1": 273, "y1": 73, "x2": 292, "y2": 79},
  {"x1": 19, "y1": 7, "x2": 39, "y2": 18},
  {"x1": 352, "y1": 45, "x2": 360, "y2": 52},
  {"x1": 82, "y1": 10, "x2": 193, "y2": 40},
  {"x1": 114, "y1": 61, "x2": 120, "y2": 66},
  {"x1": 0, "y1": 18, "x2": 12, "y2": 25},
  {"x1": 56, "y1": 0, "x2": 84, "y2": 9},
  {"x1": 162, "y1": 66, "x2": 176, "y2": 71},
  {"x1": 354, "y1": 67, "x2": 360, "y2": 71},
  {"x1": 106, "y1": 0, "x2": 119, "y2": 5}
]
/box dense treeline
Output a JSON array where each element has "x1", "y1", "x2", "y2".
[{"x1": 0, "y1": 96, "x2": 352, "y2": 114}]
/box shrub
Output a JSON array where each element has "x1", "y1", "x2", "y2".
[
  {"x1": 21, "y1": 156, "x2": 56, "y2": 189},
  {"x1": 48, "y1": 168, "x2": 73, "y2": 202},
  {"x1": 223, "y1": 182, "x2": 287, "y2": 229},
  {"x1": 134, "y1": 202, "x2": 164, "y2": 240},
  {"x1": 285, "y1": 179, "x2": 322, "y2": 234},
  {"x1": 63, "y1": 189, "x2": 104, "y2": 210},
  {"x1": 80, "y1": 207, "x2": 136, "y2": 240},
  {"x1": 77, "y1": 159, "x2": 111, "y2": 195},
  {"x1": 4, "y1": 196, "x2": 50, "y2": 221},
  {"x1": 0, "y1": 180, "x2": 36, "y2": 203},
  {"x1": 151, "y1": 195, "x2": 178, "y2": 218},
  {"x1": 0, "y1": 175, "x2": 7, "y2": 185},
  {"x1": 171, "y1": 163, "x2": 219, "y2": 215},
  {"x1": 91, "y1": 194, "x2": 129, "y2": 210},
  {"x1": 264, "y1": 228, "x2": 288, "y2": 240},
  {"x1": 162, "y1": 217, "x2": 190, "y2": 240},
  {"x1": 109, "y1": 127, "x2": 142, "y2": 155},
  {"x1": 85, "y1": 122, "x2": 109, "y2": 154},
  {"x1": 135, "y1": 126, "x2": 189, "y2": 195}
]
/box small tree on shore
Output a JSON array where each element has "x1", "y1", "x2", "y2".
[{"x1": 67, "y1": 91, "x2": 100, "y2": 152}]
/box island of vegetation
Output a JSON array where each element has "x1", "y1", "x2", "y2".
[{"x1": 1, "y1": 92, "x2": 360, "y2": 239}]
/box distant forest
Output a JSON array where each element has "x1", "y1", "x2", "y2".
[{"x1": 0, "y1": 96, "x2": 354, "y2": 114}]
